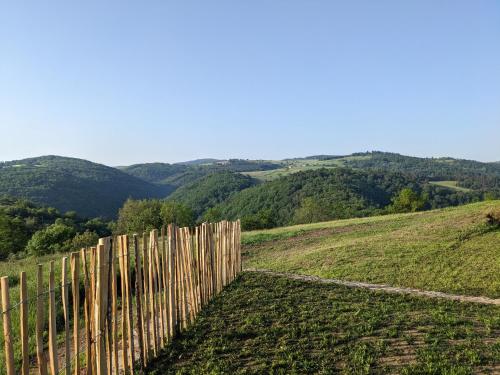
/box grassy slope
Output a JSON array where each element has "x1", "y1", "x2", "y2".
[
  {"x1": 429, "y1": 180, "x2": 472, "y2": 192},
  {"x1": 243, "y1": 155, "x2": 370, "y2": 181},
  {"x1": 243, "y1": 201, "x2": 500, "y2": 298},
  {"x1": 146, "y1": 272, "x2": 500, "y2": 374}
]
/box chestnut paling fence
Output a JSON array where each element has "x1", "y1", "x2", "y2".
[{"x1": 0, "y1": 220, "x2": 241, "y2": 375}]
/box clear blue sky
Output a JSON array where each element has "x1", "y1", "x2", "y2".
[{"x1": 1, "y1": 1, "x2": 499, "y2": 165}]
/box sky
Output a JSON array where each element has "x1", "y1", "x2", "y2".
[{"x1": 0, "y1": 1, "x2": 499, "y2": 165}]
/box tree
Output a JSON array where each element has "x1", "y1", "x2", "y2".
[
  {"x1": 115, "y1": 198, "x2": 195, "y2": 234},
  {"x1": 388, "y1": 188, "x2": 427, "y2": 213},
  {"x1": 115, "y1": 198, "x2": 163, "y2": 234},
  {"x1": 0, "y1": 211, "x2": 28, "y2": 260},
  {"x1": 26, "y1": 222, "x2": 76, "y2": 256},
  {"x1": 241, "y1": 209, "x2": 275, "y2": 230},
  {"x1": 293, "y1": 197, "x2": 331, "y2": 224},
  {"x1": 160, "y1": 201, "x2": 194, "y2": 227},
  {"x1": 71, "y1": 230, "x2": 99, "y2": 250},
  {"x1": 83, "y1": 218, "x2": 112, "y2": 237},
  {"x1": 202, "y1": 206, "x2": 224, "y2": 223}
]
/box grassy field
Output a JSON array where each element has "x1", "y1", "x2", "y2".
[
  {"x1": 429, "y1": 180, "x2": 472, "y2": 192},
  {"x1": 146, "y1": 272, "x2": 500, "y2": 374},
  {"x1": 243, "y1": 201, "x2": 500, "y2": 298},
  {"x1": 243, "y1": 156, "x2": 370, "y2": 181},
  {"x1": 0, "y1": 253, "x2": 81, "y2": 374}
]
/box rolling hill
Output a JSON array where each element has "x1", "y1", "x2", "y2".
[
  {"x1": 120, "y1": 159, "x2": 281, "y2": 187},
  {"x1": 167, "y1": 171, "x2": 258, "y2": 219},
  {"x1": 118, "y1": 162, "x2": 189, "y2": 185},
  {"x1": 244, "y1": 152, "x2": 500, "y2": 190},
  {"x1": 206, "y1": 168, "x2": 481, "y2": 228},
  {"x1": 0, "y1": 156, "x2": 172, "y2": 218},
  {"x1": 243, "y1": 200, "x2": 500, "y2": 298},
  {"x1": 1, "y1": 151, "x2": 497, "y2": 222}
]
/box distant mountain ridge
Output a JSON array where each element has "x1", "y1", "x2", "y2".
[
  {"x1": 175, "y1": 158, "x2": 224, "y2": 165},
  {"x1": 0, "y1": 152, "x2": 498, "y2": 220}
]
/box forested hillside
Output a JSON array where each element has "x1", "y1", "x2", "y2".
[
  {"x1": 339, "y1": 152, "x2": 500, "y2": 192},
  {"x1": 0, "y1": 156, "x2": 171, "y2": 218},
  {"x1": 121, "y1": 159, "x2": 280, "y2": 187},
  {"x1": 204, "y1": 168, "x2": 482, "y2": 229},
  {"x1": 0, "y1": 152, "x2": 497, "y2": 222},
  {"x1": 167, "y1": 171, "x2": 258, "y2": 219},
  {"x1": 118, "y1": 162, "x2": 188, "y2": 185}
]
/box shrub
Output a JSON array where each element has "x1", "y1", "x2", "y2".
[
  {"x1": 115, "y1": 199, "x2": 163, "y2": 234},
  {"x1": 71, "y1": 230, "x2": 99, "y2": 250},
  {"x1": 388, "y1": 188, "x2": 428, "y2": 213},
  {"x1": 293, "y1": 197, "x2": 331, "y2": 225},
  {"x1": 116, "y1": 198, "x2": 195, "y2": 234},
  {"x1": 160, "y1": 201, "x2": 195, "y2": 228},
  {"x1": 0, "y1": 211, "x2": 29, "y2": 260},
  {"x1": 241, "y1": 209, "x2": 276, "y2": 231},
  {"x1": 26, "y1": 222, "x2": 76, "y2": 255},
  {"x1": 485, "y1": 209, "x2": 500, "y2": 225}
]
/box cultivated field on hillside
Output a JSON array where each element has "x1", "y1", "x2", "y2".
[{"x1": 243, "y1": 201, "x2": 500, "y2": 298}]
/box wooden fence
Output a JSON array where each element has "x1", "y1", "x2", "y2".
[{"x1": 0, "y1": 220, "x2": 241, "y2": 375}]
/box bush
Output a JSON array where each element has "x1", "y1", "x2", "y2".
[
  {"x1": 0, "y1": 212, "x2": 29, "y2": 260},
  {"x1": 115, "y1": 199, "x2": 163, "y2": 234},
  {"x1": 388, "y1": 188, "x2": 428, "y2": 213},
  {"x1": 26, "y1": 222, "x2": 76, "y2": 255},
  {"x1": 485, "y1": 209, "x2": 500, "y2": 225},
  {"x1": 241, "y1": 209, "x2": 276, "y2": 231},
  {"x1": 115, "y1": 198, "x2": 195, "y2": 234},
  {"x1": 293, "y1": 197, "x2": 331, "y2": 225},
  {"x1": 71, "y1": 230, "x2": 99, "y2": 250},
  {"x1": 160, "y1": 201, "x2": 194, "y2": 228}
]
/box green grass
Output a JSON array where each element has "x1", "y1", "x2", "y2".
[
  {"x1": 429, "y1": 180, "x2": 472, "y2": 192},
  {"x1": 145, "y1": 272, "x2": 500, "y2": 374},
  {"x1": 0, "y1": 248, "x2": 139, "y2": 374},
  {"x1": 0, "y1": 253, "x2": 81, "y2": 374},
  {"x1": 242, "y1": 156, "x2": 370, "y2": 181},
  {"x1": 243, "y1": 201, "x2": 500, "y2": 298}
]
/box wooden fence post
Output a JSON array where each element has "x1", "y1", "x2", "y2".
[
  {"x1": 134, "y1": 234, "x2": 145, "y2": 370},
  {"x1": 117, "y1": 236, "x2": 130, "y2": 375},
  {"x1": 70, "y1": 252, "x2": 80, "y2": 375},
  {"x1": 154, "y1": 229, "x2": 162, "y2": 348},
  {"x1": 161, "y1": 226, "x2": 170, "y2": 343},
  {"x1": 36, "y1": 264, "x2": 48, "y2": 375},
  {"x1": 110, "y1": 239, "x2": 119, "y2": 375},
  {"x1": 20, "y1": 271, "x2": 29, "y2": 375},
  {"x1": 48, "y1": 261, "x2": 58, "y2": 375},
  {"x1": 1, "y1": 277, "x2": 15, "y2": 375},
  {"x1": 103, "y1": 238, "x2": 113, "y2": 374},
  {"x1": 95, "y1": 244, "x2": 108, "y2": 375},
  {"x1": 142, "y1": 232, "x2": 150, "y2": 362},
  {"x1": 168, "y1": 224, "x2": 177, "y2": 338},
  {"x1": 62, "y1": 257, "x2": 71, "y2": 375},
  {"x1": 123, "y1": 235, "x2": 135, "y2": 371},
  {"x1": 80, "y1": 248, "x2": 92, "y2": 375}
]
